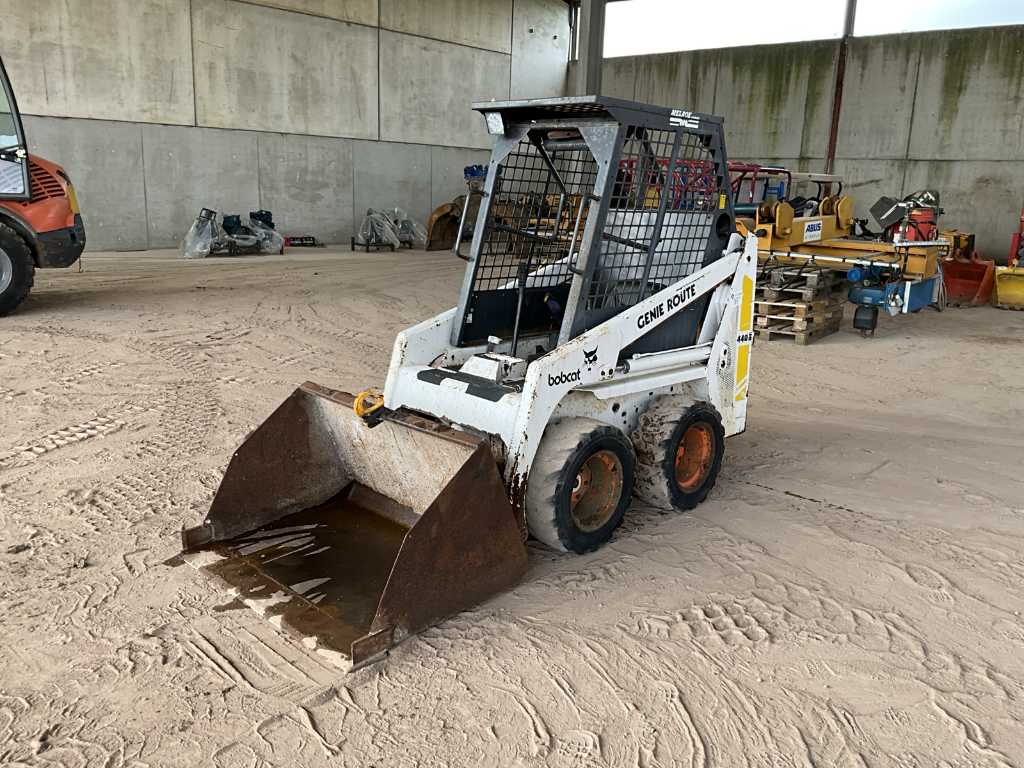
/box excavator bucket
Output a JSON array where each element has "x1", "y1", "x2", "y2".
[
  {"x1": 994, "y1": 265, "x2": 1024, "y2": 310},
  {"x1": 943, "y1": 257, "x2": 995, "y2": 306},
  {"x1": 181, "y1": 382, "x2": 527, "y2": 669},
  {"x1": 425, "y1": 199, "x2": 461, "y2": 251}
]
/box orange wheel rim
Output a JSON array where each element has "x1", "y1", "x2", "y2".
[
  {"x1": 570, "y1": 450, "x2": 623, "y2": 532},
  {"x1": 675, "y1": 423, "x2": 715, "y2": 491}
]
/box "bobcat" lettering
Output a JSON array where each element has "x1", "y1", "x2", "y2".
[{"x1": 547, "y1": 369, "x2": 581, "y2": 387}]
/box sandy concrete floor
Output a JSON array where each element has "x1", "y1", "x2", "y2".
[{"x1": 1, "y1": 247, "x2": 1023, "y2": 767}]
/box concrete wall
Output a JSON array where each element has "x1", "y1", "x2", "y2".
[
  {"x1": 192, "y1": 0, "x2": 379, "y2": 139},
  {"x1": 600, "y1": 25, "x2": 1024, "y2": 258},
  {"x1": 1, "y1": 0, "x2": 570, "y2": 249}
]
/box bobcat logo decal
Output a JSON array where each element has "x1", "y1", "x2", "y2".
[{"x1": 583, "y1": 347, "x2": 598, "y2": 369}]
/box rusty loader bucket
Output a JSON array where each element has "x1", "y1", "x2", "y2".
[
  {"x1": 181, "y1": 382, "x2": 527, "y2": 669},
  {"x1": 943, "y1": 256, "x2": 995, "y2": 306},
  {"x1": 425, "y1": 199, "x2": 461, "y2": 251}
]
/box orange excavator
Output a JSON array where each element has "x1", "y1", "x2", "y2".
[{"x1": 0, "y1": 57, "x2": 85, "y2": 315}]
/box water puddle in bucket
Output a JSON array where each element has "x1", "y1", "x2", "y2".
[{"x1": 205, "y1": 484, "x2": 411, "y2": 657}]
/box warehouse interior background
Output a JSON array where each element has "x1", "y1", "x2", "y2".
[
  {"x1": 3, "y1": 2, "x2": 1024, "y2": 765},
  {"x1": 2, "y1": 0, "x2": 1021, "y2": 257}
]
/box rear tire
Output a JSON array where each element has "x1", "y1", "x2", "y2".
[
  {"x1": 526, "y1": 417, "x2": 635, "y2": 554},
  {"x1": 0, "y1": 223, "x2": 34, "y2": 317},
  {"x1": 632, "y1": 397, "x2": 725, "y2": 511}
]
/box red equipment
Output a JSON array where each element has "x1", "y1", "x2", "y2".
[
  {"x1": 903, "y1": 207, "x2": 937, "y2": 242},
  {"x1": 1009, "y1": 206, "x2": 1024, "y2": 267},
  {"x1": 941, "y1": 230, "x2": 995, "y2": 307},
  {"x1": 0, "y1": 57, "x2": 85, "y2": 315}
]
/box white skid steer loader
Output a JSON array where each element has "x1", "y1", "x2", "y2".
[{"x1": 181, "y1": 97, "x2": 757, "y2": 670}]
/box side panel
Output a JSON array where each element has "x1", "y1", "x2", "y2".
[
  {"x1": 706, "y1": 238, "x2": 756, "y2": 435},
  {"x1": 385, "y1": 308, "x2": 459, "y2": 405},
  {"x1": 506, "y1": 241, "x2": 749, "y2": 486}
]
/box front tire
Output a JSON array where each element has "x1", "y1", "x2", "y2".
[
  {"x1": 526, "y1": 417, "x2": 635, "y2": 554},
  {"x1": 0, "y1": 223, "x2": 34, "y2": 316},
  {"x1": 632, "y1": 397, "x2": 725, "y2": 511}
]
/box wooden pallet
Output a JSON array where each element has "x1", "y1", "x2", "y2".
[
  {"x1": 767, "y1": 267, "x2": 840, "y2": 290},
  {"x1": 758, "y1": 281, "x2": 847, "y2": 304},
  {"x1": 754, "y1": 314, "x2": 843, "y2": 345},
  {"x1": 755, "y1": 305, "x2": 844, "y2": 332},
  {"x1": 758, "y1": 267, "x2": 848, "y2": 303},
  {"x1": 754, "y1": 296, "x2": 844, "y2": 320},
  {"x1": 753, "y1": 267, "x2": 847, "y2": 345}
]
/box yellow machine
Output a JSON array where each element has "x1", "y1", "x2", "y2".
[
  {"x1": 735, "y1": 195, "x2": 941, "y2": 280},
  {"x1": 735, "y1": 188, "x2": 951, "y2": 333},
  {"x1": 995, "y1": 207, "x2": 1024, "y2": 310}
]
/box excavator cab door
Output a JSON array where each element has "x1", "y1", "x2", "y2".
[{"x1": 0, "y1": 57, "x2": 29, "y2": 202}]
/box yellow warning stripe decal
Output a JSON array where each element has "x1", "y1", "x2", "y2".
[
  {"x1": 735, "y1": 274, "x2": 754, "y2": 401},
  {"x1": 739, "y1": 274, "x2": 754, "y2": 332}
]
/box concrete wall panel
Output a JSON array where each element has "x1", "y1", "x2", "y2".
[
  {"x1": 353, "y1": 141, "x2": 432, "y2": 226},
  {"x1": 25, "y1": 116, "x2": 148, "y2": 251},
  {"x1": 1, "y1": 0, "x2": 193, "y2": 125},
  {"x1": 381, "y1": 0, "x2": 512, "y2": 53},
  {"x1": 245, "y1": 0, "x2": 377, "y2": 25},
  {"x1": 192, "y1": 0, "x2": 378, "y2": 139},
  {"x1": 632, "y1": 50, "x2": 717, "y2": 114},
  {"x1": 430, "y1": 146, "x2": 490, "y2": 210},
  {"x1": 510, "y1": 0, "x2": 570, "y2": 98},
  {"x1": 713, "y1": 40, "x2": 835, "y2": 160},
  {"x1": 258, "y1": 134, "x2": 355, "y2": 243},
  {"x1": 595, "y1": 26, "x2": 1024, "y2": 252},
  {"x1": 839, "y1": 35, "x2": 920, "y2": 160},
  {"x1": 831, "y1": 158, "x2": 908, "y2": 219},
  {"x1": 379, "y1": 32, "x2": 510, "y2": 148},
  {"x1": 903, "y1": 160, "x2": 1023, "y2": 258},
  {"x1": 142, "y1": 125, "x2": 260, "y2": 248},
  {"x1": 3, "y1": 0, "x2": 556, "y2": 249},
  {"x1": 909, "y1": 27, "x2": 1024, "y2": 161},
  {"x1": 599, "y1": 58, "x2": 637, "y2": 100}
]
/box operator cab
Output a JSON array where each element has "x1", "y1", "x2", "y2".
[
  {"x1": 0, "y1": 57, "x2": 29, "y2": 201},
  {"x1": 446, "y1": 97, "x2": 735, "y2": 387}
]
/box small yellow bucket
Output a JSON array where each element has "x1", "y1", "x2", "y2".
[{"x1": 994, "y1": 266, "x2": 1024, "y2": 310}]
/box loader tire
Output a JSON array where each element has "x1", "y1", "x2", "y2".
[
  {"x1": 631, "y1": 397, "x2": 724, "y2": 511},
  {"x1": 526, "y1": 417, "x2": 635, "y2": 554},
  {"x1": 0, "y1": 224, "x2": 34, "y2": 317}
]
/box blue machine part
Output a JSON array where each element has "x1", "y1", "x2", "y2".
[
  {"x1": 764, "y1": 179, "x2": 786, "y2": 200},
  {"x1": 848, "y1": 275, "x2": 939, "y2": 315},
  {"x1": 901, "y1": 275, "x2": 941, "y2": 312},
  {"x1": 848, "y1": 282, "x2": 893, "y2": 310}
]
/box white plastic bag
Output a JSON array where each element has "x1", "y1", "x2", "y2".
[
  {"x1": 181, "y1": 208, "x2": 219, "y2": 259},
  {"x1": 355, "y1": 209, "x2": 402, "y2": 249},
  {"x1": 249, "y1": 216, "x2": 285, "y2": 254},
  {"x1": 390, "y1": 207, "x2": 427, "y2": 246}
]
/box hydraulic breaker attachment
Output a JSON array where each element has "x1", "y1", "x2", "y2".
[{"x1": 181, "y1": 382, "x2": 527, "y2": 669}]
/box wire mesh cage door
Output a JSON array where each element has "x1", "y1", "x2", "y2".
[
  {"x1": 564, "y1": 120, "x2": 732, "y2": 352},
  {"x1": 452, "y1": 122, "x2": 615, "y2": 352}
]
